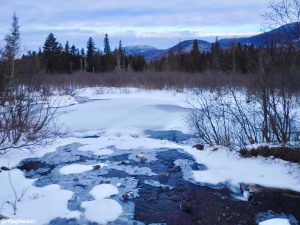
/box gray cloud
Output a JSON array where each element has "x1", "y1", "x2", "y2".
[{"x1": 0, "y1": 0, "x2": 270, "y2": 50}]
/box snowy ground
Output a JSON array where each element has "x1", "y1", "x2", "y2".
[{"x1": 0, "y1": 87, "x2": 299, "y2": 225}]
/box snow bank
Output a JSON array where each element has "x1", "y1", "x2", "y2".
[
  {"x1": 185, "y1": 147, "x2": 300, "y2": 192},
  {"x1": 259, "y1": 218, "x2": 291, "y2": 225},
  {"x1": 49, "y1": 94, "x2": 77, "y2": 108},
  {"x1": 0, "y1": 169, "x2": 79, "y2": 224},
  {"x1": 81, "y1": 184, "x2": 122, "y2": 224}
]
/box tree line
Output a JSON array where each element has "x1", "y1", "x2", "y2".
[
  {"x1": 17, "y1": 34, "x2": 300, "y2": 78},
  {"x1": 20, "y1": 33, "x2": 147, "y2": 75}
]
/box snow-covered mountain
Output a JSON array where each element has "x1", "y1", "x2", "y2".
[
  {"x1": 124, "y1": 45, "x2": 164, "y2": 60},
  {"x1": 125, "y1": 23, "x2": 300, "y2": 60}
]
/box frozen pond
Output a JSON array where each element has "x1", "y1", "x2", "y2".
[{"x1": 1, "y1": 87, "x2": 299, "y2": 225}]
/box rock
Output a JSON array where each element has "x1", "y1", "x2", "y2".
[
  {"x1": 122, "y1": 191, "x2": 133, "y2": 201},
  {"x1": 139, "y1": 157, "x2": 148, "y2": 163},
  {"x1": 180, "y1": 200, "x2": 193, "y2": 213},
  {"x1": 0, "y1": 214, "x2": 8, "y2": 220},
  {"x1": 193, "y1": 144, "x2": 204, "y2": 150},
  {"x1": 240, "y1": 183, "x2": 253, "y2": 201},
  {"x1": 93, "y1": 165, "x2": 102, "y2": 170},
  {"x1": 136, "y1": 153, "x2": 144, "y2": 158},
  {"x1": 159, "y1": 172, "x2": 169, "y2": 182},
  {"x1": 212, "y1": 146, "x2": 220, "y2": 151},
  {"x1": 148, "y1": 196, "x2": 157, "y2": 201},
  {"x1": 0, "y1": 166, "x2": 10, "y2": 171},
  {"x1": 160, "y1": 172, "x2": 169, "y2": 177}
]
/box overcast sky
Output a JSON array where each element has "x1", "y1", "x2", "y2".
[{"x1": 0, "y1": 0, "x2": 270, "y2": 52}]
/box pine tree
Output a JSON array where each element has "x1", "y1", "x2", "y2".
[
  {"x1": 118, "y1": 40, "x2": 124, "y2": 55},
  {"x1": 191, "y1": 40, "x2": 200, "y2": 55},
  {"x1": 4, "y1": 12, "x2": 20, "y2": 81},
  {"x1": 104, "y1": 34, "x2": 111, "y2": 55},
  {"x1": 80, "y1": 48, "x2": 85, "y2": 71},
  {"x1": 43, "y1": 33, "x2": 60, "y2": 73},
  {"x1": 86, "y1": 37, "x2": 96, "y2": 72},
  {"x1": 64, "y1": 41, "x2": 70, "y2": 53}
]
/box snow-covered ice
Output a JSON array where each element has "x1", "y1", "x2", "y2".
[{"x1": 259, "y1": 218, "x2": 291, "y2": 225}]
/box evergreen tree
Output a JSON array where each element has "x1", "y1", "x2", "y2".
[
  {"x1": 4, "y1": 12, "x2": 20, "y2": 81},
  {"x1": 64, "y1": 41, "x2": 70, "y2": 53},
  {"x1": 118, "y1": 40, "x2": 124, "y2": 55},
  {"x1": 104, "y1": 34, "x2": 111, "y2": 55},
  {"x1": 191, "y1": 40, "x2": 200, "y2": 56},
  {"x1": 86, "y1": 37, "x2": 96, "y2": 72},
  {"x1": 191, "y1": 40, "x2": 201, "y2": 71},
  {"x1": 43, "y1": 33, "x2": 60, "y2": 73}
]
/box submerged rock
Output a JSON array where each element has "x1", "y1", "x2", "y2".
[
  {"x1": 139, "y1": 157, "x2": 148, "y2": 163},
  {"x1": 193, "y1": 144, "x2": 204, "y2": 150},
  {"x1": 180, "y1": 200, "x2": 193, "y2": 213},
  {"x1": 93, "y1": 165, "x2": 102, "y2": 170},
  {"x1": 122, "y1": 191, "x2": 134, "y2": 201},
  {"x1": 0, "y1": 166, "x2": 10, "y2": 171}
]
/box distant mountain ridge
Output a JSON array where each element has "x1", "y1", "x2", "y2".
[{"x1": 124, "y1": 23, "x2": 300, "y2": 60}]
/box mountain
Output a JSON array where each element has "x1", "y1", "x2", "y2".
[
  {"x1": 125, "y1": 23, "x2": 300, "y2": 60},
  {"x1": 218, "y1": 22, "x2": 300, "y2": 48},
  {"x1": 124, "y1": 45, "x2": 164, "y2": 60},
  {"x1": 125, "y1": 41, "x2": 211, "y2": 60},
  {"x1": 167, "y1": 40, "x2": 212, "y2": 53}
]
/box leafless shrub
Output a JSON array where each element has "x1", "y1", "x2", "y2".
[
  {"x1": 0, "y1": 85, "x2": 57, "y2": 154},
  {"x1": 18, "y1": 71, "x2": 258, "y2": 91},
  {"x1": 0, "y1": 170, "x2": 30, "y2": 216},
  {"x1": 188, "y1": 85, "x2": 298, "y2": 148},
  {"x1": 188, "y1": 90, "x2": 232, "y2": 147}
]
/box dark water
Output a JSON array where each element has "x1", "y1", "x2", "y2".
[{"x1": 15, "y1": 130, "x2": 300, "y2": 225}]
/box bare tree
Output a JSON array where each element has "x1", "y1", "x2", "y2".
[
  {"x1": 188, "y1": 83, "x2": 298, "y2": 149},
  {"x1": 188, "y1": 90, "x2": 232, "y2": 147},
  {"x1": 0, "y1": 14, "x2": 57, "y2": 155},
  {"x1": 263, "y1": 0, "x2": 300, "y2": 40},
  {"x1": 0, "y1": 86, "x2": 57, "y2": 154}
]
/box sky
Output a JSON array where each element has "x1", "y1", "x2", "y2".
[{"x1": 0, "y1": 0, "x2": 270, "y2": 52}]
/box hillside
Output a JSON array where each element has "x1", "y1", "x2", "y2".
[{"x1": 125, "y1": 23, "x2": 300, "y2": 60}]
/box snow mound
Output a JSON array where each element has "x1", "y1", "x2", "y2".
[
  {"x1": 186, "y1": 147, "x2": 300, "y2": 192},
  {"x1": 90, "y1": 184, "x2": 119, "y2": 199},
  {"x1": 259, "y1": 218, "x2": 291, "y2": 225},
  {"x1": 81, "y1": 184, "x2": 122, "y2": 224},
  {"x1": 59, "y1": 163, "x2": 106, "y2": 175},
  {"x1": 0, "y1": 169, "x2": 79, "y2": 224},
  {"x1": 81, "y1": 199, "x2": 122, "y2": 224}
]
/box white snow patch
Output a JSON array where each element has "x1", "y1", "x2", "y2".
[
  {"x1": 89, "y1": 184, "x2": 119, "y2": 199},
  {"x1": 81, "y1": 184, "x2": 122, "y2": 224},
  {"x1": 59, "y1": 163, "x2": 106, "y2": 175},
  {"x1": 186, "y1": 147, "x2": 300, "y2": 192},
  {"x1": 81, "y1": 199, "x2": 122, "y2": 225},
  {"x1": 259, "y1": 218, "x2": 291, "y2": 225},
  {"x1": 0, "y1": 169, "x2": 79, "y2": 224},
  {"x1": 50, "y1": 94, "x2": 77, "y2": 108}
]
